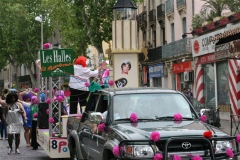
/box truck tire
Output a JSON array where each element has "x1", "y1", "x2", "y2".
[{"x1": 70, "y1": 148, "x2": 79, "y2": 160}]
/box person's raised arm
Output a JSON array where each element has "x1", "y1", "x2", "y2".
[
  {"x1": 18, "y1": 100, "x2": 31, "y2": 108},
  {"x1": 18, "y1": 102, "x2": 26, "y2": 118}
]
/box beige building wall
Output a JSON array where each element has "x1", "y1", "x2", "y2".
[{"x1": 137, "y1": 0, "x2": 205, "y2": 89}]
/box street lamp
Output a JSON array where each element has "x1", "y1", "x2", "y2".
[
  {"x1": 35, "y1": 16, "x2": 43, "y2": 49},
  {"x1": 35, "y1": 16, "x2": 43, "y2": 101}
]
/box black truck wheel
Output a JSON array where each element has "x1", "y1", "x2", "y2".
[{"x1": 70, "y1": 148, "x2": 79, "y2": 160}]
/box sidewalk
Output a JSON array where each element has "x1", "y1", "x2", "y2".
[{"x1": 219, "y1": 119, "x2": 240, "y2": 136}]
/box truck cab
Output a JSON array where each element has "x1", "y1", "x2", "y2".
[{"x1": 67, "y1": 88, "x2": 239, "y2": 160}]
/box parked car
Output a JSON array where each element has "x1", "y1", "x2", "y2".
[
  {"x1": 67, "y1": 88, "x2": 237, "y2": 160},
  {"x1": 184, "y1": 94, "x2": 221, "y2": 128}
]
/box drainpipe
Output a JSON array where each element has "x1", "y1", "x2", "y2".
[{"x1": 192, "y1": 0, "x2": 194, "y2": 16}]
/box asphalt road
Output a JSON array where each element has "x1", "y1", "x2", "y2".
[{"x1": 0, "y1": 119, "x2": 237, "y2": 160}]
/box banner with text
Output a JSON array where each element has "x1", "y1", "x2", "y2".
[{"x1": 40, "y1": 49, "x2": 74, "y2": 77}]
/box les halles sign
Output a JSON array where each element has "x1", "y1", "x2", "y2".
[{"x1": 40, "y1": 49, "x2": 74, "y2": 77}]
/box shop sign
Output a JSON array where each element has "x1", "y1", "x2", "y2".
[
  {"x1": 191, "y1": 23, "x2": 240, "y2": 57},
  {"x1": 215, "y1": 43, "x2": 230, "y2": 60},
  {"x1": 148, "y1": 63, "x2": 164, "y2": 78},
  {"x1": 196, "y1": 53, "x2": 216, "y2": 64},
  {"x1": 215, "y1": 40, "x2": 240, "y2": 60},
  {"x1": 40, "y1": 49, "x2": 74, "y2": 77},
  {"x1": 172, "y1": 61, "x2": 192, "y2": 74}
]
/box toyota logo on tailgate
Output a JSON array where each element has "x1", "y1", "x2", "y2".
[{"x1": 182, "y1": 142, "x2": 191, "y2": 149}]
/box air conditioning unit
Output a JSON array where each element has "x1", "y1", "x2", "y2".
[{"x1": 184, "y1": 71, "x2": 194, "y2": 82}]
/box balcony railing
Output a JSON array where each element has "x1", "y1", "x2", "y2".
[
  {"x1": 139, "y1": 46, "x2": 162, "y2": 62},
  {"x1": 177, "y1": 0, "x2": 186, "y2": 9},
  {"x1": 139, "y1": 11, "x2": 147, "y2": 27},
  {"x1": 157, "y1": 4, "x2": 165, "y2": 21},
  {"x1": 162, "y1": 38, "x2": 192, "y2": 59},
  {"x1": 166, "y1": 0, "x2": 174, "y2": 16},
  {"x1": 149, "y1": 9, "x2": 156, "y2": 25}
]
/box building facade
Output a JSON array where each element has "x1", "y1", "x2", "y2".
[
  {"x1": 137, "y1": 0, "x2": 205, "y2": 92},
  {"x1": 191, "y1": 12, "x2": 240, "y2": 120}
]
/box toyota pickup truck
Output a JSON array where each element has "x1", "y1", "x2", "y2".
[{"x1": 67, "y1": 88, "x2": 239, "y2": 160}]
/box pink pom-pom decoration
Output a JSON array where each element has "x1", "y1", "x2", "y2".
[
  {"x1": 113, "y1": 145, "x2": 120, "y2": 157},
  {"x1": 173, "y1": 155, "x2": 182, "y2": 160},
  {"x1": 54, "y1": 96, "x2": 57, "y2": 101},
  {"x1": 226, "y1": 148, "x2": 234, "y2": 158},
  {"x1": 33, "y1": 88, "x2": 39, "y2": 93},
  {"x1": 46, "y1": 98, "x2": 51, "y2": 104},
  {"x1": 150, "y1": 131, "x2": 160, "y2": 142},
  {"x1": 130, "y1": 113, "x2": 138, "y2": 123},
  {"x1": 108, "y1": 80, "x2": 114, "y2": 86},
  {"x1": 48, "y1": 118, "x2": 54, "y2": 123},
  {"x1": 174, "y1": 113, "x2": 183, "y2": 121},
  {"x1": 85, "y1": 82, "x2": 90, "y2": 87},
  {"x1": 98, "y1": 123, "x2": 105, "y2": 132},
  {"x1": 153, "y1": 153, "x2": 163, "y2": 160},
  {"x1": 191, "y1": 155, "x2": 202, "y2": 160},
  {"x1": 33, "y1": 113, "x2": 38, "y2": 118},
  {"x1": 200, "y1": 115, "x2": 207, "y2": 123},
  {"x1": 43, "y1": 43, "x2": 51, "y2": 49},
  {"x1": 57, "y1": 96, "x2": 64, "y2": 102},
  {"x1": 236, "y1": 134, "x2": 240, "y2": 143},
  {"x1": 46, "y1": 109, "x2": 49, "y2": 115}
]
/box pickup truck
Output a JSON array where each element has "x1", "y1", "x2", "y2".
[{"x1": 67, "y1": 88, "x2": 239, "y2": 160}]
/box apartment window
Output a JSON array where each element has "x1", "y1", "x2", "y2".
[
  {"x1": 162, "y1": 27, "x2": 166, "y2": 45},
  {"x1": 171, "y1": 23, "x2": 175, "y2": 42},
  {"x1": 153, "y1": 30, "x2": 156, "y2": 47},
  {"x1": 182, "y1": 17, "x2": 187, "y2": 35}
]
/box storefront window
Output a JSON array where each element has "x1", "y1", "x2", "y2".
[
  {"x1": 153, "y1": 78, "x2": 162, "y2": 87},
  {"x1": 217, "y1": 61, "x2": 230, "y2": 105},
  {"x1": 203, "y1": 64, "x2": 215, "y2": 108}
]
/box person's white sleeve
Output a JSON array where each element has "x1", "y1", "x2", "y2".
[
  {"x1": 85, "y1": 68, "x2": 99, "y2": 78},
  {"x1": 102, "y1": 111, "x2": 108, "y2": 121},
  {"x1": 22, "y1": 101, "x2": 31, "y2": 108}
]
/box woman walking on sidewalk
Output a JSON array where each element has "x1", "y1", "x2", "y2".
[
  {"x1": 2, "y1": 93, "x2": 26, "y2": 154},
  {"x1": 18, "y1": 92, "x2": 32, "y2": 147}
]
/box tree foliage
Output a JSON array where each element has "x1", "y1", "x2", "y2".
[
  {"x1": 46, "y1": 0, "x2": 143, "y2": 57},
  {"x1": 0, "y1": 0, "x2": 53, "y2": 86}
]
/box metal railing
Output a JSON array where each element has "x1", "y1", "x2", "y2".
[
  {"x1": 166, "y1": 0, "x2": 174, "y2": 15},
  {"x1": 162, "y1": 38, "x2": 192, "y2": 59},
  {"x1": 139, "y1": 11, "x2": 147, "y2": 27},
  {"x1": 157, "y1": 4, "x2": 165, "y2": 21},
  {"x1": 177, "y1": 0, "x2": 186, "y2": 9},
  {"x1": 149, "y1": 9, "x2": 156, "y2": 25},
  {"x1": 139, "y1": 46, "x2": 162, "y2": 62}
]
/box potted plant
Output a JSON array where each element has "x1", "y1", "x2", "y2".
[{"x1": 192, "y1": 14, "x2": 204, "y2": 29}]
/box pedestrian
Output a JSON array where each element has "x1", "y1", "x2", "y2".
[
  {"x1": 0, "y1": 103, "x2": 7, "y2": 140},
  {"x1": 182, "y1": 88, "x2": 188, "y2": 94},
  {"x1": 18, "y1": 92, "x2": 32, "y2": 147},
  {"x1": 188, "y1": 88, "x2": 193, "y2": 97},
  {"x1": 69, "y1": 56, "x2": 100, "y2": 114},
  {"x1": 30, "y1": 96, "x2": 39, "y2": 150},
  {"x1": 2, "y1": 92, "x2": 26, "y2": 154}
]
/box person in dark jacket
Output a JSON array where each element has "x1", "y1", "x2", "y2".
[{"x1": 0, "y1": 104, "x2": 7, "y2": 140}]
